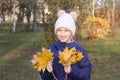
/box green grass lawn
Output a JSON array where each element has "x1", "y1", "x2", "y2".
[
  {"x1": 0, "y1": 28, "x2": 120, "y2": 80},
  {"x1": 0, "y1": 32, "x2": 46, "y2": 80},
  {"x1": 79, "y1": 28, "x2": 120, "y2": 80}
]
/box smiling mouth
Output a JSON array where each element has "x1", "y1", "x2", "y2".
[{"x1": 60, "y1": 36, "x2": 66, "y2": 39}]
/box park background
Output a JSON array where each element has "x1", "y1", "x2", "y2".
[{"x1": 0, "y1": 0, "x2": 120, "y2": 80}]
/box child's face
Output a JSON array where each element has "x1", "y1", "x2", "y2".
[{"x1": 56, "y1": 27, "x2": 73, "y2": 43}]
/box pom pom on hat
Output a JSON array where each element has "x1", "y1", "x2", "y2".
[
  {"x1": 55, "y1": 10, "x2": 77, "y2": 36},
  {"x1": 70, "y1": 11, "x2": 77, "y2": 21},
  {"x1": 57, "y1": 10, "x2": 66, "y2": 17}
]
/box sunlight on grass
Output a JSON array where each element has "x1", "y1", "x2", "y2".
[{"x1": 0, "y1": 32, "x2": 46, "y2": 60}]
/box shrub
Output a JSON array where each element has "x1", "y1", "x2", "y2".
[{"x1": 81, "y1": 17, "x2": 111, "y2": 40}]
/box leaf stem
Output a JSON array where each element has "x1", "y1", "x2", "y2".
[
  {"x1": 64, "y1": 73, "x2": 68, "y2": 80},
  {"x1": 51, "y1": 71, "x2": 58, "y2": 80}
]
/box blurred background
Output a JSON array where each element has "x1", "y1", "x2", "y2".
[{"x1": 0, "y1": 0, "x2": 120, "y2": 80}]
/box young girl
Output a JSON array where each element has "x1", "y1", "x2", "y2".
[{"x1": 40, "y1": 10, "x2": 92, "y2": 80}]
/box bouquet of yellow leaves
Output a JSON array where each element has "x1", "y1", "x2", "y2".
[
  {"x1": 59, "y1": 47, "x2": 84, "y2": 80},
  {"x1": 31, "y1": 47, "x2": 53, "y2": 72},
  {"x1": 59, "y1": 47, "x2": 84, "y2": 66}
]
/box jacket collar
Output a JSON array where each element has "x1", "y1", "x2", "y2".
[{"x1": 54, "y1": 40, "x2": 76, "y2": 51}]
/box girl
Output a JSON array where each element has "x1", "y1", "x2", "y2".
[{"x1": 40, "y1": 10, "x2": 92, "y2": 80}]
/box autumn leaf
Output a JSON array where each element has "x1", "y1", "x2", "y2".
[
  {"x1": 59, "y1": 47, "x2": 84, "y2": 66},
  {"x1": 31, "y1": 47, "x2": 53, "y2": 72}
]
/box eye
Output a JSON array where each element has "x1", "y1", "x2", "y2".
[
  {"x1": 65, "y1": 29, "x2": 70, "y2": 32},
  {"x1": 57, "y1": 29, "x2": 62, "y2": 32},
  {"x1": 57, "y1": 29, "x2": 61, "y2": 31}
]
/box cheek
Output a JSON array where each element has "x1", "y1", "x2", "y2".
[
  {"x1": 66, "y1": 32, "x2": 72, "y2": 36},
  {"x1": 56, "y1": 31, "x2": 61, "y2": 36}
]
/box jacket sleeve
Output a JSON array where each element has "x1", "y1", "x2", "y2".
[
  {"x1": 68, "y1": 47, "x2": 92, "y2": 80},
  {"x1": 39, "y1": 70, "x2": 54, "y2": 80}
]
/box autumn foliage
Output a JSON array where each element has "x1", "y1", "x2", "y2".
[
  {"x1": 31, "y1": 48, "x2": 53, "y2": 72},
  {"x1": 31, "y1": 47, "x2": 84, "y2": 71},
  {"x1": 59, "y1": 47, "x2": 84, "y2": 66},
  {"x1": 81, "y1": 17, "x2": 111, "y2": 40}
]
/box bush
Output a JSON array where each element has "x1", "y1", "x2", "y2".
[
  {"x1": 0, "y1": 23, "x2": 12, "y2": 33},
  {"x1": 0, "y1": 23, "x2": 34, "y2": 33},
  {"x1": 81, "y1": 17, "x2": 111, "y2": 40}
]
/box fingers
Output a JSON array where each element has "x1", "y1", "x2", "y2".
[
  {"x1": 47, "y1": 62, "x2": 53, "y2": 72},
  {"x1": 64, "y1": 66, "x2": 71, "y2": 73},
  {"x1": 47, "y1": 62, "x2": 72, "y2": 74}
]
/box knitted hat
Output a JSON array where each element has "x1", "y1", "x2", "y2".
[{"x1": 54, "y1": 10, "x2": 77, "y2": 36}]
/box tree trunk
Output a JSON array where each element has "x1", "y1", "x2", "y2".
[
  {"x1": 111, "y1": 0, "x2": 116, "y2": 37},
  {"x1": 12, "y1": 0, "x2": 16, "y2": 33},
  {"x1": 92, "y1": 0, "x2": 95, "y2": 18}
]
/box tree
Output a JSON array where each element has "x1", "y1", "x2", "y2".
[
  {"x1": 12, "y1": 0, "x2": 16, "y2": 33},
  {"x1": 0, "y1": 0, "x2": 13, "y2": 22},
  {"x1": 111, "y1": 0, "x2": 115, "y2": 37}
]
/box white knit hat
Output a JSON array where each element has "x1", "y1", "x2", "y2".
[{"x1": 54, "y1": 10, "x2": 77, "y2": 36}]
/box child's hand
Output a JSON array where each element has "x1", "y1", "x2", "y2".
[
  {"x1": 46, "y1": 62, "x2": 53, "y2": 72},
  {"x1": 64, "y1": 65, "x2": 71, "y2": 73}
]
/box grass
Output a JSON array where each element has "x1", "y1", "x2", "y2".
[
  {"x1": 0, "y1": 28, "x2": 120, "y2": 80},
  {"x1": 0, "y1": 32, "x2": 47, "y2": 80},
  {"x1": 79, "y1": 28, "x2": 120, "y2": 80}
]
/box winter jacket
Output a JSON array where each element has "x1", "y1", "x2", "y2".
[{"x1": 40, "y1": 40, "x2": 92, "y2": 80}]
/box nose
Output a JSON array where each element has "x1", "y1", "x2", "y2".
[{"x1": 61, "y1": 31, "x2": 65, "y2": 36}]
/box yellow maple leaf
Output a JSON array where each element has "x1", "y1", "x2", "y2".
[
  {"x1": 59, "y1": 47, "x2": 84, "y2": 66},
  {"x1": 31, "y1": 47, "x2": 53, "y2": 72}
]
